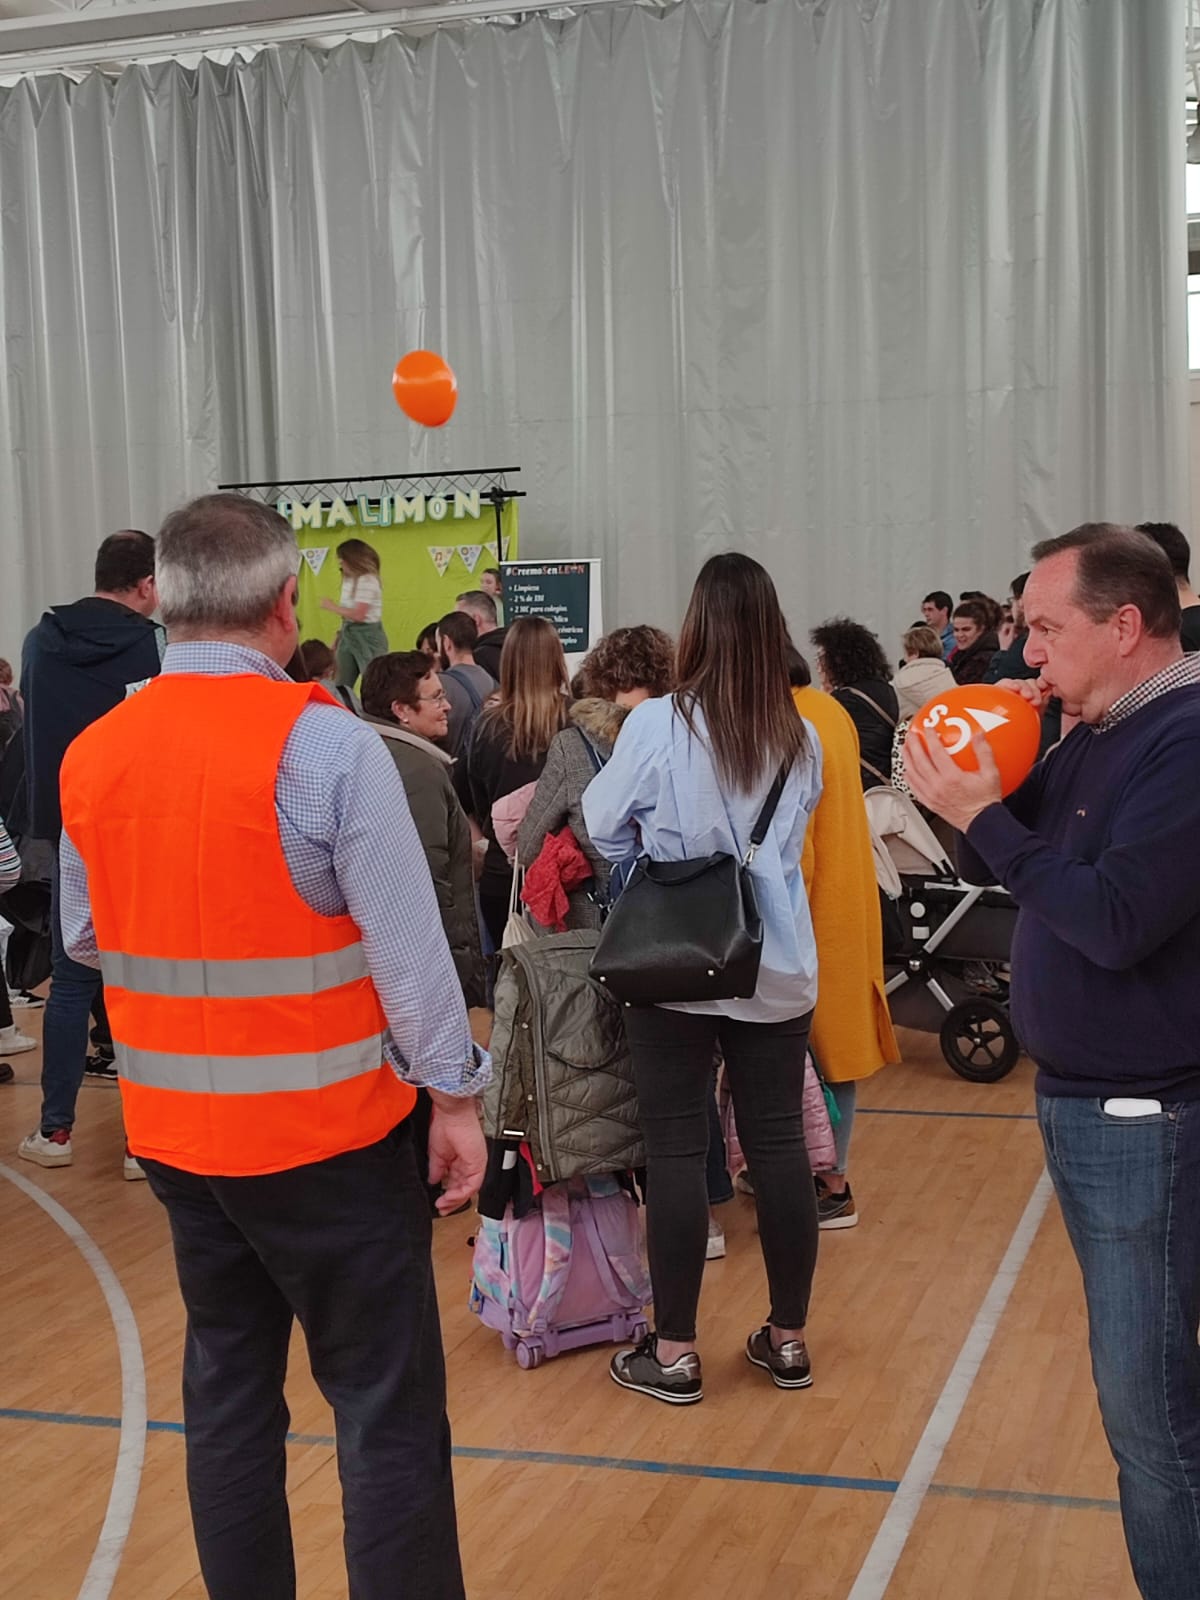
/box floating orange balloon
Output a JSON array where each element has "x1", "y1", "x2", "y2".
[
  {"x1": 906, "y1": 685, "x2": 1041, "y2": 796},
  {"x1": 392, "y1": 350, "x2": 458, "y2": 428}
]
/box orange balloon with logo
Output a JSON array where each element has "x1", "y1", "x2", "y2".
[
  {"x1": 391, "y1": 350, "x2": 458, "y2": 427},
  {"x1": 906, "y1": 685, "x2": 1041, "y2": 796}
]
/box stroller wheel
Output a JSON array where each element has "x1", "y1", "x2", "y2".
[{"x1": 939, "y1": 999, "x2": 1020, "y2": 1083}]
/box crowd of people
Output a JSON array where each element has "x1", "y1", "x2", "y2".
[{"x1": 3, "y1": 501, "x2": 1200, "y2": 1600}]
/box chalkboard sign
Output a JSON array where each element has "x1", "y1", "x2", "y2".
[{"x1": 500, "y1": 561, "x2": 592, "y2": 654}]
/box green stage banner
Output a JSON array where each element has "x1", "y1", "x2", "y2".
[{"x1": 221, "y1": 471, "x2": 523, "y2": 660}]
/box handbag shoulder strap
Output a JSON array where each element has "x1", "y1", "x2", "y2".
[
  {"x1": 842, "y1": 685, "x2": 898, "y2": 731},
  {"x1": 745, "y1": 763, "x2": 790, "y2": 864},
  {"x1": 574, "y1": 726, "x2": 607, "y2": 775},
  {"x1": 443, "y1": 665, "x2": 485, "y2": 712}
]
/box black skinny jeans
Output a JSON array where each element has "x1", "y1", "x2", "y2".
[{"x1": 624, "y1": 1006, "x2": 818, "y2": 1343}]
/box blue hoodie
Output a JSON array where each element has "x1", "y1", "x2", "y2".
[{"x1": 21, "y1": 598, "x2": 163, "y2": 840}]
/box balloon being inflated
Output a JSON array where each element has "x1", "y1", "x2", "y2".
[{"x1": 906, "y1": 685, "x2": 1041, "y2": 796}]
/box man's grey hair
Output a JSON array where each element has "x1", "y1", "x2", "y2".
[
  {"x1": 157, "y1": 494, "x2": 298, "y2": 631},
  {"x1": 456, "y1": 589, "x2": 498, "y2": 628}
]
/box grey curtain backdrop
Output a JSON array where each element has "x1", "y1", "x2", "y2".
[{"x1": 0, "y1": 0, "x2": 1187, "y2": 657}]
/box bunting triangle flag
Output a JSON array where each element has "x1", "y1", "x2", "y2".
[
  {"x1": 429, "y1": 546, "x2": 455, "y2": 578},
  {"x1": 301, "y1": 546, "x2": 329, "y2": 576},
  {"x1": 458, "y1": 544, "x2": 482, "y2": 573}
]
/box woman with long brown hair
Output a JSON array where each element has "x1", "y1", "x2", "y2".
[
  {"x1": 457, "y1": 615, "x2": 570, "y2": 945},
  {"x1": 584, "y1": 554, "x2": 824, "y2": 1406}
]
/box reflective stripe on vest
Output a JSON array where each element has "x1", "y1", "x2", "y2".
[
  {"x1": 101, "y1": 944, "x2": 369, "y2": 1000},
  {"x1": 114, "y1": 1034, "x2": 385, "y2": 1095}
]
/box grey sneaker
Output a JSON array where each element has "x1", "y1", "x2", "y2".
[
  {"x1": 610, "y1": 1334, "x2": 703, "y2": 1405},
  {"x1": 746, "y1": 1325, "x2": 813, "y2": 1390}
]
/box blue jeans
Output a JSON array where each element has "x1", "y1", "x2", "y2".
[
  {"x1": 40, "y1": 850, "x2": 102, "y2": 1134},
  {"x1": 1038, "y1": 1094, "x2": 1200, "y2": 1600},
  {"x1": 828, "y1": 1080, "x2": 856, "y2": 1175}
]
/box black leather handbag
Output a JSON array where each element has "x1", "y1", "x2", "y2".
[{"x1": 588, "y1": 765, "x2": 790, "y2": 1005}]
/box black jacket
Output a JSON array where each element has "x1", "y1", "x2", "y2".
[
  {"x1": 832, "y1": 679, "x2": 899, "y2": 791},
  {"x1": 950, "y1": 630, "x2": 999, "y2": 687},
  {"x1": 21, "y1": 598, "x2": 162, "y2": 839},
  {"x1": 473, "y1": 627, "x2": 508, "y2": 681}
]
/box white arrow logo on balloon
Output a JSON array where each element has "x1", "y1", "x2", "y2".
[{"x1": 922, "y1": 703, "x2": 1009, "y2": 756}]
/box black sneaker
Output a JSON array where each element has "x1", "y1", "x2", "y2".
[
  {"x1": 817, "y1": 1182, "x2": 858, "y2": 1230},
  {"x1": 84, "y1": 1053, "x2": 119, "y2": 1081},
  {"x1": 610, "y1": 1334, "x2": 702, "y2": 1405},
  {"x1": 746, "y1": 1325, "x2": 813, "y2": 1389}
]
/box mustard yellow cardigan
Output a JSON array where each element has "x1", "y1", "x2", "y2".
[{"x1": 794, "y1": 686, "x2": 900, "y2": 1083}]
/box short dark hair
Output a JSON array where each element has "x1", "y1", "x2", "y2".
[
  {"x1": 952, "y1": 600, "x2": 992, "y2": 631},
  {"x1": 95, "y1": 530, "x2": 155, "y2": 594},
  {"x1": 786, "y1": 646, "x2": 812, "y2": 688},
  {"x1": 1011, "y1": 571, "x2": 1030, "y2": 599},
  {"x1": 810, "y1": 618, "x2": 891, "y2": 689},
  {"x1": 437, "y1": 611, "x2": 478, "y2": 652},
  {"x1": 1136, "y1": 522, "x2": 1191, "y2": 582},
  {"x1": 360, "y1": 651, "x2": 436, "y2": 722},
  {"x1": 922, "y1": 590, "x2": 953, "y2": 615},
  {"x1": 482, "y1": 567, "x2": 502, "y2": 584},
  {"x1": 299, "y1": 639, "x2": 335, "y2": 679},
  {"x1": 1031, "y1": 523, "x2": 1181, "y2": 641}
]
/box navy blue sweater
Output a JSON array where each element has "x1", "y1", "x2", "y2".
[{"x1": 960, "y1": 685, "x2": 1200, "y2": 1099}]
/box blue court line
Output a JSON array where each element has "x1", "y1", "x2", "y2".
[
  {"x1": 858, "y1": 1107, "x2": 1037, "y2": 1122},
  {"x1": 0, "y1": 1405, "x2": 1118, "y2": 1512}
]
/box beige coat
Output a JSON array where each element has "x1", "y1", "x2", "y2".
[{"x1": 894, "y1": 657, "x2": 957, "y2": 722}]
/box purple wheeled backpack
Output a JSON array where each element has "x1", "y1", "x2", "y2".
[{"x1": 470, "y1": 1174, "x2": 650, "y2": 1368}]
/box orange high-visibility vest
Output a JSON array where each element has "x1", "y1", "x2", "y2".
[{"x1": 60, "y1": 673, "x2": 416, "y2": 1176}]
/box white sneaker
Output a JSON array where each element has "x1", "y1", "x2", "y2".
[
  {"x1": 0, "y1": 1025, "x2": 37, "y2": 1055},
  {"x1": 8, "y1": 989, "x2": 44, "y2": 1010},
  {"x1": 18, "y1": 1128, "x2": 73, "y2": 1167},
  {"x1": 123, "y1": 1147, "x2": 147, "y2": 1182},
  {"x1": 705, "y1": 1214, "x2": 727, "y2": 1261}
]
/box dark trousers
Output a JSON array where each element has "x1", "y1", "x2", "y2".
[
  {"x1": 40, "y1": 847, "x2": 103, "y2": 1132},
  {"x1": 141, "y1": 1123, "x2": 465, "y2": 1600},
  {"x1": 479, "y1": 886, "x2": 510, "y2": 951},
  {"x1": 623, "y1": 1006, "x2": 818, "y2": 1342}
]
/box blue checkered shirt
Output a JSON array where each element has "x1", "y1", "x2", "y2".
[{"x1": 59, "y1": 641, "x2": 489, "y2": 1097}]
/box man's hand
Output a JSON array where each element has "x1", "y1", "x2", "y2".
[
  {"x1": 903, "y1": 728, "x2": 1003, "y2": 832},
  {"x1": 991, "y1": 676, "x2": 1051, "y2": 713},
  {"x1": 426, "y1": 1091, "x2": 487, "y2": 1216}
]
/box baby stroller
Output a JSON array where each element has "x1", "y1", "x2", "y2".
[{"x1": 866, "y1": 787, "x2": 1021, "y2": 1083}]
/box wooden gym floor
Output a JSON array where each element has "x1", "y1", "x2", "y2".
[{"x1": 0, "y1": 1015, "x2": 1138, "y2": 1600}]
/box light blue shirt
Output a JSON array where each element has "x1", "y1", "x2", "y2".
[
  {"x1": 582, "y1": 696, "x2": 823, "y2": 1022},
  {"x1": 59, "y1": 641, "x2": 489, "y2": 1098}
]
